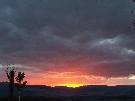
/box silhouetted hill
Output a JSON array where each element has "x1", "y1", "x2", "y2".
[
  {"x1": 0, "y1": 82, "x2": 9, "y2": 97},
  {"x1": 1, "y1": 82, "x2": 135, "y2": 100}
]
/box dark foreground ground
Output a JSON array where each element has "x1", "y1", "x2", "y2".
[
  {"x1": 1, "y1": 95, "x2": 135, "y2": 101},
  {"x1": 1, "y1": 82, "x2": 135, "y2": 101}
]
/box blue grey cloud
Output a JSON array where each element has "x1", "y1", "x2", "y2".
[{"x1": 0, "y1": 0, "x2": 135, "y2": 78}]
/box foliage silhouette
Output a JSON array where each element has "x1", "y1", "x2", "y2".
[
  {"x1": 6, "y1": 65, "x2": 15, "y2": 101},
  {"x1": 6, "y1": 65, "x2": 27, "y2": 101},
  {"x1": 15, "y1": 72, "x2": 27, "y2": 101}
]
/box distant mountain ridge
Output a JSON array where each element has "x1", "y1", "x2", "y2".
[
  {"x1": 1, "y1": 82, "x2": 135, "y2": 98},
  {"x1": 0, "y1": 82, "x2": 9, "y2": 97}
]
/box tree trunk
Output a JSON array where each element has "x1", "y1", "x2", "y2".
[{"x1": 19, "y1": 90, "x2": 21, "y2": 101}]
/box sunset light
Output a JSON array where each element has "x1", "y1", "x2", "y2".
[
  {"x1": 58, "y1": 84, "x2": 84, "y2": 88},
  {"x1": 0, "y1": 0, "x2": 135, "y2": 89},
  {"x1": 0, "y1": 0, "x2": 135, "y2": 100}
]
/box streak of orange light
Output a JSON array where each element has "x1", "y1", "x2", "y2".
[{"x1": 58, "y1": 84, "x2": 84, "y2": 88}]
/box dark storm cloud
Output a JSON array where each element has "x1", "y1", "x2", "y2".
[{"x1": 0, "y1": 0, "x2": 135, "y2": 78}]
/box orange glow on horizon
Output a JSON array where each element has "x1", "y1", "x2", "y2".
[
  {"x1": 58, "y1": 84, "x2": 84, "y2": 88},
  {"x1": 23, "y1": 71, "x2": 134, "y2": 87}
]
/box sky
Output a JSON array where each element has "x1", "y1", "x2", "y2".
[{"x1": 0, "y1": 0, "x2": 135, "y2": 87}]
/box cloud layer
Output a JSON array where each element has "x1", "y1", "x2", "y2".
[{"x1": 0, "y1": 0, "x2": 135, "y2": 83}]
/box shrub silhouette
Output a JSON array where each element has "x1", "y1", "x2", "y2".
[{"x1": 15, "y1": 72, "x2": 27, "y2": 101}]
